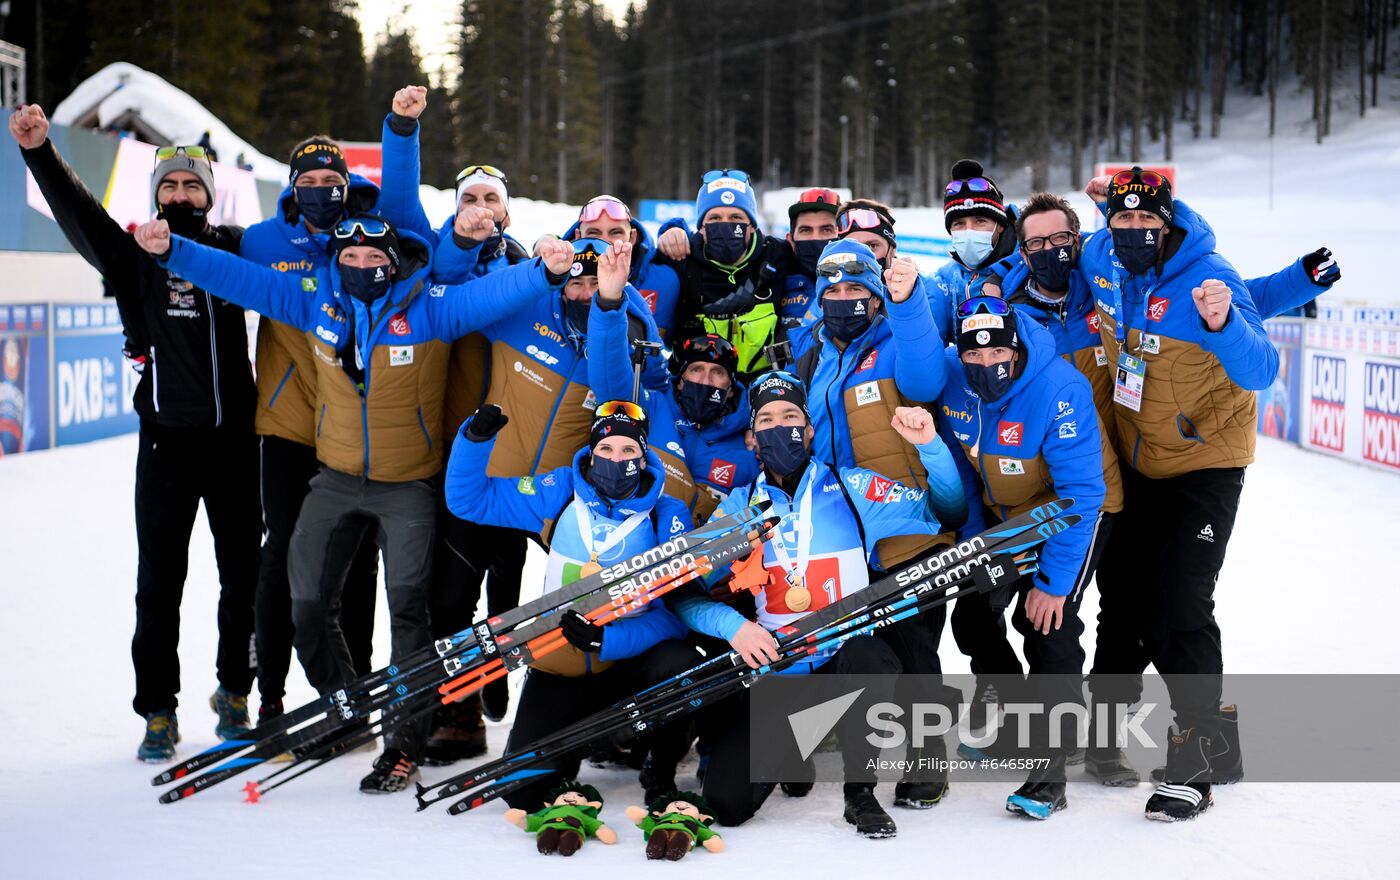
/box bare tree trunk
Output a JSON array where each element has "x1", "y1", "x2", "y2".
[
  {"x1": 1317, "y1": 0, "x2": 1328, "y2": 144},
  {"x1": 519, "y1": 0, "x2": 531, "y2": 171},
  {"x1": 1209, "y1": 1, "x2": 1229, "y2": 137},
  {"x1": 556, "y1": 1, "x2": 567, "y2": 202},
  {"x1": 1269, "y1": 0, "x2": 1280, "y2": 136},
  {"x1": 1108, "y1": 0, "x2": 1121, "y2": 156},
  {"x1": 761, "y1": 50, "x2": 772, "y2": 181},
  {"x1": 811, "y1": 0, "x2": 823, "y2": 183},
  {"x1": 1192, "y1": 0, "x2": 1204, "y2": 138},
  {"x1": 1360, "y1": 0, "x2": 1368, "y2": 117},
  {"x1": 1131, "y1": 0, "x2": 1145, "y2": 160},
  {"x1": 1072, "y1": 33, "x2": 1085, "y2": 187},
  {"x1": 1375, "y1": 0, "x2": 1386, "y2": 106},
  {"x1": 1091, "y1": 0, "x2": 1103, "y2": 168},
  {"x1": 1034, "y1": 0, "x2": 1051, "y2": 190}
]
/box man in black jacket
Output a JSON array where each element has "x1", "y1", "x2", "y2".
[{"x1": 10, "y1": 104, "x2": 261, "y2": 763}]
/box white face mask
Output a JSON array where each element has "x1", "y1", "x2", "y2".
[{"x1": 952, "y1": 229, "x2": 995, "y2": 267}]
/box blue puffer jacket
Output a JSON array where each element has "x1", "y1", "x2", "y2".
[
  {"x1": 562, "y1": 217, "x2": 682, "y2": 341},
  {"x1": 1080, "y1": 197, "x2": 1278, "y2": 478},
  {"x1": 159, "y1": 227, "x2": 559, "y2": 481},
  {"x1": 446, "y1": 433, "x2": 691, "y2": 673},
  {"x1": 932, "y1": 311, "x2": 1106, "y2": 597},
  {"x1": 239, "y1": 174, "x2": 382, "y2": 444},
  {"x1": 671, "y1": 449, "x2": 962, "y2": 673},
  {"x1": 587, "y1": 297, "x2": 759, "y2": 521}
]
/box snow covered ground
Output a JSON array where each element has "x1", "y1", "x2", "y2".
[{"x1": 1, "y1": 434, "x2": 1397, "y2": 877}]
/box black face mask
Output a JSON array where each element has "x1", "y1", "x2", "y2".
[
  {"x1": 295, "y1": 184, "x2": 346, "y2": 230},
  {"x1": 823, "y1": 296, "x2": 875, "y2": 343},
  {"x1": 963, "y1": 359, "x2": 1016, "y2": 403},
  {"x1": 564, "y1": 297, "x2": 591, "y2": 334},
  {"x1": 792, "y1": 238, "x2": 833, "y2": 277},
  {"x1": 1027, "y1": 244, "x2": 1076, "y2": 293},
  {"x1": 678, "y1": 380, "x2": 728, "y2": 425},
  {"x1": 157, "y1": 202, "x2": 208, "y2": 239},
  {"x1": 589, "y1": 454, "x2": 643, "y2": 500},
  {"x1": 754, "y1": 424, "x2": 810, "y2": 478},
  {"x1": 703, "y1": 222, "x2": 750, "y2": 265},
  {"x1": 340, "y1": 263, "x2": 392, "y2": 304},
  {"x1": 1111, "y1": 227, "x2": 1163, "y2": 276}
]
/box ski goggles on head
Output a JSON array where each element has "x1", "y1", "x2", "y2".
[
  {"x1": 578, "y1": 195, "x2": 631, "y2": 224},
  {"x1": 944, "y1": 177, "x2": 994, "y2": 197},
  {"x1": 794, "y1": 187, "x2": 840, "y2": 209},
  {"x1": 456, "y1": 164, "x2": 508, "y2": 184},
  {"x1": 956, "y1": 295, "x2": 1013, "y2": 319},
  {"x1": 594, "y1": 399, "x2": 647, "y2": 421},
  {"x1": 1112, "y1": 168, "x2": 1166, "y2": 188},
  {"x1": 701, "y1": 168, "x2": 751, "y2": 184},
  {"x1": 836, "y1": 208, "x2": 892, "y2": 235},
  {"x1": 333, "y1": 217, "x2": 391, "y2": 240},
  {"x1": 154, "y1": 145, "x2": 211, "y2": 165}
]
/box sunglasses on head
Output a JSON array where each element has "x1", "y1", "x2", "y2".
[
  {"x1": 701, "y1": 168, "x2": 751, "y2": 184},
  {"x1": 579, "y1": 195, "x2": 630, "y2": 224},
  {"x1": 956, "y1": 295, "x2": 1013, "y2": 318},
  {"x1": 333, "y1": 217, "x2": 390, "y2": 240},
  {"x1": 456, "y1": 164, "x2": 508, "y2": 183},
  {"x1": 944, "y1": 177, "x2": 994, "y2": 197},
  {"x1": 797, "y1": 187, "x2": 840, "y2": 207},
  {"x1": 837, "y1": 208, "x2": 890, "y2": 235},
  {"x1": 155, "y1": 145, "x2": 211, "y2": 165},
  {"x1": 1112, "y1": 169, "x2": 1166, "y2": 188},
  {"x1": 595, "y1": 400, "x2": 647, "y2": 420},
  {"x1": 816, "y1": 257, "x2": 877, "y2": 279}
]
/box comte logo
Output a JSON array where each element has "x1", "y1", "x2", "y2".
[
  {"x1": 1309, "y1": 354, "x2": 1346, "y2": 453},
  {"x1": 998, "y1": 421, "x2": 1023, "y2": 447},
  {"x1": 1362, "y1": 362, "x2": 1400, "y2": 470}
]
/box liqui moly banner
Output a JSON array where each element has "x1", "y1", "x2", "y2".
[{"x1": 1302, "y1": 349, "x2": 1400, "y2": 473}]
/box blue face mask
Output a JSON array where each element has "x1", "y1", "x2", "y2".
[
  {"x1": 1027, "y1": 244, "x2": 1076, "y2": 293},
  {"x1": 754, "y1": 424, "x2": 810, "y2": 477},
  {"x1": 962, "y1": 358, "x2": 1016, "y2": 403},
  {"x1": 589, "y1": 454, "x2": 643, "y2": 500},
  {"x1": 951, "y1": 229, "x2": 996, "y2": 267},
  {"x1": 823, "y1": 295, "x2": 875, "y2": 342},
  {"x1": 1111, "y1": 226, "x2": 1163, "y2": 275},
  {"x1": 704, "y1": 221, "x2": 750, "y2": 265},
  {"x1": 295, "y1": 184, "x2": 346, "y2": 230},
  {"x1": 678, "y1": 380, "x2": 728, "y2": 425},
  {"x1": 340, "y1": 263, "x2": 392, "y2": 304}
]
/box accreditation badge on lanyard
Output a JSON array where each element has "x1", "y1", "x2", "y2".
[{"x1": 1111, "y1": 276, "x2": 1152, "y2": 413}]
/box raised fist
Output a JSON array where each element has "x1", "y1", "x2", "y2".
[
  {"x1": 1085, "y1": 174, "x2": 1112, "y2": 205},
  {"x1": 392, "y1": 85, "x2": 428, "y2": 119},
  {"x1": 891, "y1": 405, "x2": 936, "y2": 446},
  {"x1": 454, "y1": 205, "x2": 497, "y2": 243},
  {"x1": 134, "y1": 219, "x2": 173, "y2": 256},
  {"x1": 1192, "y1": 278, "x2": 1232, "y2": 332},
  {"x1": 8, "y1": 104, "x2": 49, "y2": 150},
  {"x1": 883, "y1": 255, "x2": 920, "y2": 303},
  {"x1": 537, "y1": 238, "x2": 575, "y2": 276}
]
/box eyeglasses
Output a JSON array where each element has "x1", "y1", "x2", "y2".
[
  {"x1": 1112, "y1": 168, "x2": 1166, "y2": 188},
  {"x1": 956, "y1": 296, "x2": 1013, "y2": 318},
  {"x1": 837, "y1": 208, "x2": 889, "y2": 235},
  {"x1": 701, "y1": 168, "x2": 751, "y2": 184},
  {"x1": 1022, "y1": 231, "x2": 1076, "y2": 252},
  {"x1": 579, "y1": 195, "x2": 631, "y2": 224},
  {"x1": 816, "y1": 256, "x2": 877, "y2": 278},
  {"x1": 456, "y1": 164, "x2": 508, "y2": 183},
  {"x1": 945, "y1": 177, "x2": 994, "y2": 197},
  {"x1": 796, "y1": 187, "x2": 840, "y2": 207},
  {"x1": 333, "y1": 217, "x2": 391, "y2": 240},
  {"x1": 155, "y1": 145, "x2": 211, "y2": 165},
  {"x1": 595, "y1": 400, "x2": 648, "y2": 420}
]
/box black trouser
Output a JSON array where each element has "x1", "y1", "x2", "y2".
[
  {"x1": 428, "y1": 478, "x2": 527, "y2": 641},
  {"x1": 1006, "y1": 510, "x2": 1113, "y2": 763},
  {"x1": 1089, "y1": 466, "x2": 1245, "y2": 743},
  {"x1": 255, "y1": 436, "x2": 380, "y2": 702},
  {"x1": 501, "y1": 639, "x2": 707, "y2": 809},
  {"x1": 288, "y1": 467, "x2": 436, "y2": 759},
  {"x1": 131, "y1": 419, "x2": 261, "y2": 717},
  {"x1": 950, "y1": 506, "x2": 1024, "y2": 680},
  {"x1": 700, "y1": 635, "x2": 902, "y2": 827}
]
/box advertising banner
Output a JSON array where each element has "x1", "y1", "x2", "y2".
[
  {"x1": 1301, "y1": 347, "x2": 1400, "y2": 473},
  {"x1": 1258, "y1": 318, "x2": 1304, "y2": 443},
  {"x1": 52, "y1": 302, "x2": 139, "y2": 447},
  {"x1": 0, "y1": 303, "x2": 52, "y2": 455}
]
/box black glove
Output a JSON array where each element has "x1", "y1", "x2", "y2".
[
  {"x1": 463, "y1": 404, "x2": 508, "y2": 443},
  {"x1": 700, "y1": 280, "x2": 758, "y2": 317},
  {"x1": 1302, "y1": 247, "x2": 1340, "y2": 287},
  {"x1": 560, "y1": 609, "x2": 604, "y2": 653}
]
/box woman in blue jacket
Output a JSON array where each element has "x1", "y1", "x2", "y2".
[{"x1": 445, "y1": 400, "x2": 704, "y2": 809}]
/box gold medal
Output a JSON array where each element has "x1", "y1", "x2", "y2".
[
  {"x1": 784, "y1": 575, "x2": 811, "y2": 612},
  {"x1": 579, "y1": 555, "x2": 603, "y2": 579}
]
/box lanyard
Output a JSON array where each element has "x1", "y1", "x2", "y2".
[
  {"x1": 573, "y1": 498, "x2": 649, "y2": 576},
  {"x1": 1110, "y1": 263, "x2": 1156, "y2": 356},
  {"x1": 757, "y1": 472, "x2": 815, "y2": 588}
]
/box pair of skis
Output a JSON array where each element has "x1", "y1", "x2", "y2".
[
  {"x1": 153, "y1": 501, "x2": 778, "y2": 803},
  {"x1": 414, "y1": 498, "x2": 1079, "y2": 815}
]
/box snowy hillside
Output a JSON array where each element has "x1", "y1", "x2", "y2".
[{"x1": 1, "y1": 435, "x2": 1397, "y2": 877}]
